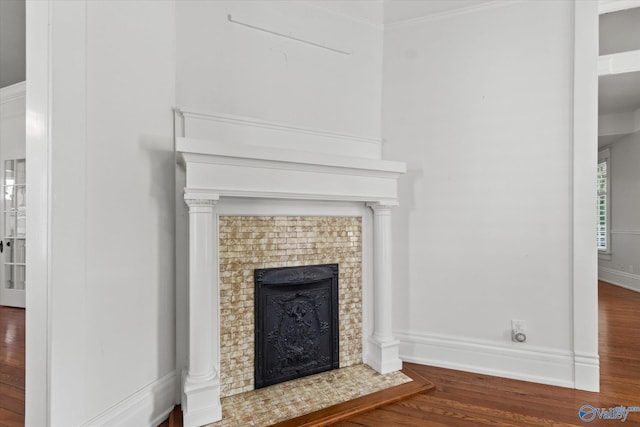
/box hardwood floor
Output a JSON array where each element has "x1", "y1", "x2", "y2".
[
  {"x1": 0, "y1": 306, "x2": 25, "y2": 427},
  {"x1": 336, "y1": 281, "x2": 640, "y2": 426},
  {"x1": 3, "y1": 281, "x2": 640, "y2": 426}
]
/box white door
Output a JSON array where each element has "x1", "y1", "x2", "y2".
[{"x1": 0, "y1": 158, "x2": 26, "y2": 307}]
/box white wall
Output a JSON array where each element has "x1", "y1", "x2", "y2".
[
  {"x1": 174, "y1": 0, "x2": 384, "y2": 391},
  {"x1": 25, "y1": 1, "x2": 600, "y2": 423},
  {"x1": 27, "y1": 1, "x2": 383, "y2": 424},
  {"x1": 383, "y1": 1, "x2": 582, "y2": 386},
  {"x1": 0, "y1": 84, "x2": 26, "y2": 158},
  {"x1": 176, "y1": 0, "x2": 383, "y2": 139},
  {"x1": 599, "y1": 133, "x2": 640, "y2": 291},
  {"x1": 27, "y1": 1, "x2": 176, "y2": 425}
]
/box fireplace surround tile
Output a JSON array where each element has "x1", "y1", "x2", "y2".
[{"x1": 219, "y1": 216, "x2": 362, "y2": 397}]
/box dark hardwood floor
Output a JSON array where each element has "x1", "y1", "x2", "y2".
[
  {"x1": 3, "y1": 281, "x2": 640, "y2": 426},
  {"x1": 0, "y1": 306, "x2": 25, "y2": 427}
]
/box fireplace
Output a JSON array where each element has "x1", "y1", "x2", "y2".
[
  {"x1": 176, "y1": 108, "x2": 406, "y2": 427},
  {"x1": 255, "y1": 264, "x2": 339, "y2": 388}
]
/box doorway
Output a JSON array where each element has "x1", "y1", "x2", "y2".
[
  {"x1": 597, "y1": 5, "x2": 640, "y2": 292},
  {"x1": 0, "y1": 84, "x2": 27, "y2": 309}
]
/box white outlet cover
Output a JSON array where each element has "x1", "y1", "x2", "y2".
[{"x1": 511, "y1": 319, "x2": 526, "y2": 331}]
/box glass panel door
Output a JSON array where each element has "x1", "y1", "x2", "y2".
[{"x1": 0, "y1": 158, "x2": 26, "y2": 307}]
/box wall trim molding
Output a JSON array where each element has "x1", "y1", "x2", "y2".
[
  {"x1": 0, "y1": 81, "x2": 26, "y2": 104},
  {"x1": 611, "y1": 229, "x2": 640, "y2": 235},
  {"x1": 571, "y1": 0, "x2": 600, "y2": 393},
  {"x1": 599, "y1": 0, "x2": 640, "y2": 14},
  {"x1": 396, "y1": 331, "x2": 575, "y2": 388},
  {"x1": 302, "y1": 1, "x2": 384, "y2": 31},
  {"x1": 574, "y1": 352, "x2": 601, "y2": 391},
  {"x1": 385, "y1": 0, "x2": 525, "y2": 29},
  {"x1": 177, "y1": 108, "x2": 381, "y2": 145},
  {"x1": 81, "y1": 371, "x2": 177, "y2": 427},
  {"x1": 175, "y1": 108, "x2": 382, "y2": 160},
  {"x1": 598, "y1": 49, "x2": 640, "y2": 76},
  {"x1": 599, "y1": 267, "x2": 640, "y2": 293}
]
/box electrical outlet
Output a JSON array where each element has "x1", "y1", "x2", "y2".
[
  {"x1": 511, "y1": 319, "x2": 526, "y2": 343},
  {"x1": 512, "y1": 319, "x2": 525, "y2": 332}
]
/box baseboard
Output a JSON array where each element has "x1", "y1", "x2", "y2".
[
  {"x1": 574, "y1": 352, "x2": 600, "y2": 392},
  {"x1": 82, "y1": 370, "x2": 177, "y2": 427},
  {"x1": 599, "y1": 267, "x2": 640, "y2": 293},
  {"x1": 396, "y1": 331, "x2": 575, "y2": 388}
]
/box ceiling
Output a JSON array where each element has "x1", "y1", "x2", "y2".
[{"x1": 599, "y1": 5, "x2": 640, "y2": 55}]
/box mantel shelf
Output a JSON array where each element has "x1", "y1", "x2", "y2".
[{"x1": 177, "y1": 137, "x2": 406, "y2": 204}]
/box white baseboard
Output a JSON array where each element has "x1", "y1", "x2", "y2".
[
  {"x1": 396, "y1": 331, "x2": 575, "y2": 388},
  {"x1": 574, "y1": 352, "x2": 600, "y2": 392},
  {"x1": 599, "y1": 267, "x2": 640, "y2": 293},
  {"x1": 82, "y1": 370, "x2": 177, "y2": 427}
]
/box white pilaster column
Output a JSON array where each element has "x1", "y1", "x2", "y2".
[
  {"x1": 365, "y1": 202, "x2": 403, "y2": 374},
  {"x1": 182, "y1": 194, "x2": 222, "y2": 427}
]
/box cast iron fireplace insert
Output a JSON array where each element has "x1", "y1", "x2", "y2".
[{"x1": 254, "y1": 263, "x2": 339, "y2": 389}]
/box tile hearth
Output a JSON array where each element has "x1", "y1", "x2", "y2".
[{"x1": 207, "y1": 364, "x2": 412, "y2": 427}]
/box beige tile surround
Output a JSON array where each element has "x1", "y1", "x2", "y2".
[{"x1": 218, "y1": 216, "x2": 363, "y2": 397}]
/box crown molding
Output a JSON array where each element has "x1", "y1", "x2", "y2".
[
  {"x1": 384, "y1": 0, "x2": 524, "y2": 29},
  {"x1": 599, "y1": 0, "x2": 640, "y2": 14},
  {"x1": 302, "y1": 1, "x2": 384, "y2": 31},
  {"x1": 0, "y1": 81, "x2": 26, "y2": 105}
]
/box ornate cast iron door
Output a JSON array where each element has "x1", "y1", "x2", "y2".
[{"x1": 255, "y1": 264, "x2": 339, "y2": 389}]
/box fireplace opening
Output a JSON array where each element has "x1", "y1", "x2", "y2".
[{"x1": 254, "y1": 264, "x2": 339, "y2": 389}]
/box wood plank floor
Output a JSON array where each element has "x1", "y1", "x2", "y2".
[
  {"x1": 335, "y1": 281, "x2": 640, "y2": 426},
  {"x1": 0, "y1": 306, "x2": 25, "y2": 427},
  {"x1": 3, "y1": 281, "x2": 640, "y2": 426}
]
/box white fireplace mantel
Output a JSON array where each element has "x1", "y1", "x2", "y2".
[
  {"x1": 176, "y1": 116, "x2": 406, "y2": 427},
  {"x1": 177, "y1": 137, "x2": 406, "y2": 204}
]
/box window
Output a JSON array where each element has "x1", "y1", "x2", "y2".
[{"x1": 597, "y1": 149, "x2": 610, "y2": 252}]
